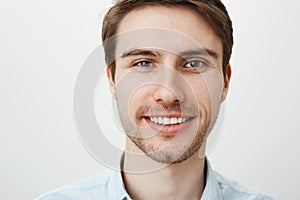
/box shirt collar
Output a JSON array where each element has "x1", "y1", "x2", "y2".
[
  {"x1": 201, "y1": 158, "x2": 222, "y2": 200},
  {"x1": 109, "y1": 168, "x2": 131, "y2": 200}
]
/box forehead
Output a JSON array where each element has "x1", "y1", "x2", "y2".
[{"x1": 116, "y1": 5, "x2": 223, "y2": 61}]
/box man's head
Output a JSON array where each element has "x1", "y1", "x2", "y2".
[
  {"x1": 103, "y1": 0, "x2": 233, "y2": 165},
  {"x1": 102, "y1": 0, "x2": 233, "y2": 82}
]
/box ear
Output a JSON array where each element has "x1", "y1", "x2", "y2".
[
  {"x1": 221, "y1": 64, "x2": 232, "y2": 102},
  {"x1": 106, "y1": 65, "x2": 116, "y2": 100}
]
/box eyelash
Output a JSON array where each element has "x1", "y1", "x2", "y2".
[
  {"x1": 133, "y1": 60, "x2": 155, "y2": 68},
  {"x1": 184, "y1": 59, "x2": 209, "y2": 69},
  {"x1": 131, "y1": 58, "x2": 210, "y2": 71}
]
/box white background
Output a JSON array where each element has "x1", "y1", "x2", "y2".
[{"x1": 1, "y1": 0, "x2": 299, "y2": 199}]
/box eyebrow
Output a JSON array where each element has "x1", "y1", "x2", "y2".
[
  {"x1": 120, "y1": 49, "x2": 162, "y2": 58},
  {"x1": 120, "y1": 47, "x2": 219, "y2": 60},
  {"x1": 178, "y1": 48, "x2": 219, "y2": 60}
]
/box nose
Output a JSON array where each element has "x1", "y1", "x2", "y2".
[{"x1": 153, "y1": 67, "x2": 184, "y2": 104}]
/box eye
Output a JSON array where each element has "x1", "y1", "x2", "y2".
[
  {"x1": 184, "y1": 60, "x2": 206, "y2": 68},
  {"x1": 134, "y1": 60, "x2": 154, "y2": 68}
]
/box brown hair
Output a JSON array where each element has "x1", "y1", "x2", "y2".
[{"x1": 102, "y1": 0, "x2": 233, "y2": 81}]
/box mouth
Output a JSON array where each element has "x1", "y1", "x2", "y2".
[
  {"x1": 143, "y1": 116, "x2": 196, "y2": 135},
  {"x1": 148, "y1": 117, "x2": 192, "y2": 125}
]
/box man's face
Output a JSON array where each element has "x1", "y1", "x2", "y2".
[{"x1": 107, "y1": 6, "x2": 230, "y2": 164}]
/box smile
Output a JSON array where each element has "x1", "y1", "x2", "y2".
[
  {"x1": 149, "y1": 117, "x2": 192, "y2": 125},
  {"x1": 144, "y1": 116, "x2": 195, "y2": 135}
]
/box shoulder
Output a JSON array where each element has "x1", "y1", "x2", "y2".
[
  {"x1": 214, "y1": 171, "x2": 276, "y2": 200},
  {"x1": 35, "y1": 169, "x2": 111, "y2": 200}
]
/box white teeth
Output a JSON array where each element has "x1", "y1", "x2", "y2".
[
  {"x1": 170, "y1": 117, "x2": 177, "y2": 124},
  {"x1": 149, "y1": 117, "x2": 190, "y2": 125},
  {"x1": 178, "y1": 117, "x2": 182, "y2": 123},
  {"x1": 158, "y1": 117, "x2": 163, "y2": 124},
  {"x1": 163, "y1": 118, "x2": 170, "y2": 125}
]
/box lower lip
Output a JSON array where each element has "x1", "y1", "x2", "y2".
[{"x1": 144, "y1": 118, "x2": 193, "y2": 135}]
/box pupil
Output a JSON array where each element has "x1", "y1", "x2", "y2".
[
  {"x1": 140, "y1": 61, "x2": 150, "y2": 67},
  {"x1": 191, "y1": 61, "x2": 199, "y2": 67}
]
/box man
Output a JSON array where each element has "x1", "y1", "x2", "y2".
[{"x1": 38, "y1": 0, "x2": 275, "y2": 199}]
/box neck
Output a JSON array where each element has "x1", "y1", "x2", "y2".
[{"x1": 122, "y1": 144, "x2": 206, "y2": 200}]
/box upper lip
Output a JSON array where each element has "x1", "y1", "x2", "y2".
[{"x1": 145, "y1": 113, "x2": 195, "y2": 118}]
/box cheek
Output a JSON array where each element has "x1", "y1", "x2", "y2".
[
  {"x1": 128, "y1": 86, "x2": 153, "y2": 111},
  {"x1": 116, "y1": 83, "x2": 154, "y2": 120},
  {"x1": 188, "y1": 77, "x2": 212, "y2": 116},
  {"x1": 202, "y1": 71, "x2": 224, "y2": 122},
  {"x1": 187, "y1": 71, "x2": 224, "y2": 120}
]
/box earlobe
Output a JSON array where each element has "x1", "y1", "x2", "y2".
[
  {"x1": 221, "y1": 64, "x2": 232, "y2": 102},
  {"x1": 106, "y1": 65, "x2": 116, "y2": 100}
]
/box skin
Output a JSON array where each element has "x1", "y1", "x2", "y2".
[{"x1": 106, "y1": 5, "x2": 231, "y2": 200}]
